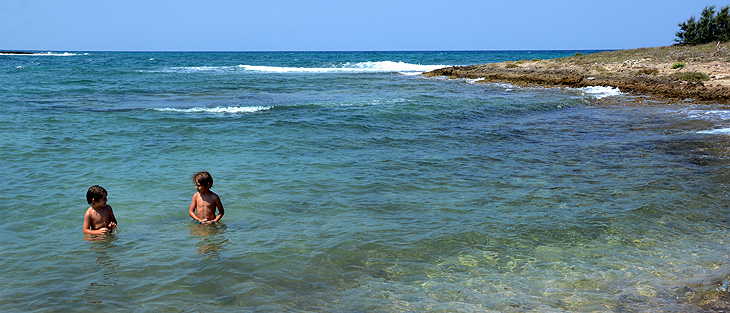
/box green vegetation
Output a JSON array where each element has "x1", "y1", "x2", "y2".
[
  {"x1": 673, "y1": 71, "x2": 710, "y2": 81},
  {"x1": 672, "y1": 61, "x2": 686, "y2": 69},
  {"x1": 675, "y1": 5, "x2": 730, "y2": 45}
]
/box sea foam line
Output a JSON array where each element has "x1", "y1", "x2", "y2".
[
  {"x1": 156, "y1": 61, "x2": 448, "y2": 74},
  {"x1": 698, "y1": 128, "x2": 730, "y2": 134},
  {"x1": 681, "y1": 109, "x2": 730, "y2": 120},
  {"x1": 577, "y1": 86, "x2": 622, "y2": 99},
  {"x1": 240, "y1": 61, "x2": 447, "y2": 74},
  {"x1": 152, "y1": 106, "x2": 272, "y2": 114}
]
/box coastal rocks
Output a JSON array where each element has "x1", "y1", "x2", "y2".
[
  {"x1": 426, "y1": 66, "x2": 587, "y2": 87},
  {"x1": 424, "y1": 52, "x2": 730, "y2": 104}
]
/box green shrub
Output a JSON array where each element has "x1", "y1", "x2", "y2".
[
  {"x1": 505, "y1": 63, "x2": 519, "y2": 69},
  {"x1": 676, "y1": 5, "x2": 730, "y2": 45},
  {"x1": 672, "y1": 61, "x2": 686, "y2": 69},
  {"x1": 673, "y1": 72, "x2": 710, "y2": 81}
]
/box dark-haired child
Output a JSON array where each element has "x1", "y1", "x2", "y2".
[
  {"x1": 189, "y1": 171, "x2": 225, "y2": 224},
  {"x1": 83, "y1": 185, "x2": 117, "y2": 235}
]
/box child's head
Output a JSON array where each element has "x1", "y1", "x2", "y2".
[
  {"x1": 192, "y1": 171, "x2": 213, "y2": 189},
  {"x1": 86, "y1": 185, "x2": 107, "y2": 205}
]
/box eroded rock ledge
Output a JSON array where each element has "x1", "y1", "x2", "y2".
[{"x1": 424, "y1": 42, "x2": 730, "y2": 103}]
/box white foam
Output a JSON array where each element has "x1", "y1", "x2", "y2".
[
  {"x1": 151, "y1": 61, "x2": 447, "y2": 75},
  {"x1": 682, "y1": 109, "x2": 730, "y2": 120},
  {"x1": 152, "y1": 106, "x2": 271, "y2": 114},
  {"x1": 157, "y1": 66, "x2": 238, "y2": 73},
  {"x1": 578, "y1": 86, "x2": 622, "y2": 99},
  {"x1": 698, "y1": 127, "x2": 730, "y2": 134},
  {"x1": 240, "y1": 61, "x2": 448, "y2": 74}
]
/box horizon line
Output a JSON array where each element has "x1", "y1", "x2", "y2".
[{"x1": 1, "y1": 48, "x2": 630, "y2": 53}]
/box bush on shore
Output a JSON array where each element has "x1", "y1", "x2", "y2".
[
  {"x1": 675, "y1": 5, "x2": 730, "y2": 45},
  {"x1": 673, "y1": 71, "x2": 711, "y2": 81}
]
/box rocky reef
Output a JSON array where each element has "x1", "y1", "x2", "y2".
[{"x1": 425, "y1": 42, "x2": 730, "y2": 103}]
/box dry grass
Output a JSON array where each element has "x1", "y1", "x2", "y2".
[{"x1": 555, "y1": 42, "x2": 730, "y2": 64}]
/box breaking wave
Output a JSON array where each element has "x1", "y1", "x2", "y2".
[
  {"x1": 157, "y1": 61, "x2": 448, "y2": 75},
  {"x1": 577, "y1": 86, "x2": 623, "y2": 99},
  {"x1": 151, "y1": 106, "x2": 272, "y2": 114}
]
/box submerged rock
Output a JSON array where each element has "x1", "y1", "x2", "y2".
[{"x1": 684, "y1": 277, "x2": 730, "y2": 311}]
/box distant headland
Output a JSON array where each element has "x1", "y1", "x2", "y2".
[
  {"x1": 425, "y1": 42, "x2": 730, "y2": 103},
  {"x1": 0, "y1": 51, "x2": 36, "y2": 55}
]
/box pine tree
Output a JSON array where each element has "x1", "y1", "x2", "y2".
[{"x1": 675, "y1": 5, "x2": 730, "y2": 45}]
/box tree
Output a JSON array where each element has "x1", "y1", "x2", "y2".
[{"x1": 675, "y1": 5, "x2": 730, "y2": 45}]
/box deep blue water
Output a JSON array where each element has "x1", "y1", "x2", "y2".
[{"x1": 2, "y1": 50, "x2": 730, "y2": 312}]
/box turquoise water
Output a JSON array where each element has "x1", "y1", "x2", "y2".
[{"x1": 2, "y1": 51, "x2": 730, "y2": 312}]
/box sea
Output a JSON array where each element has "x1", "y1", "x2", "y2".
[{"x1": 2, "y1": 50, "x2": 730, "y2": 312}]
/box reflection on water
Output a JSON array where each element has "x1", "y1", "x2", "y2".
[
  {"x1": 82, "y1": 236, "x2": 120, "y2": 305},
  {"x1": 82, "y1": 231, "x2": 118, "y2": 243},
  {"x1": 189, "y1": 222, "x2": 229, "y2": 259}
]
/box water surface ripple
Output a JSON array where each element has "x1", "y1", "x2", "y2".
[{"x1": 1, "y1": 51, "x2": 730, "y2": 312}]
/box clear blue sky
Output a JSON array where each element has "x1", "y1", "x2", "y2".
[{"x1": 2, "y1": 0, "x2": 727, "y2": 51}]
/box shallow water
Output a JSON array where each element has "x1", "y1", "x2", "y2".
[{"x1": 2, "y1": 51, "x2": 730, "y2": 312}]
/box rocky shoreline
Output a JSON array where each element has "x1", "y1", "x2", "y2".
[{"x1": 425, "y1": 42, "x2": 730, "y2": 104}]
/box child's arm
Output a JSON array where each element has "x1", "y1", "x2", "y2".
[
  {"x1": 108, "y1": 206, "x2": 117, "y2": 230},
  {"x1": 212, "y1": 196, "x2": 225, "y2": 223},
  {"x1": 83, "y1": 209, "x2": 109, "y2": 235},
  {"x1": 189, "y1": 194, "x2": 202, "y2": 222}
]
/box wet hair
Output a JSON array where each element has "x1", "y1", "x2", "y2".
[
  {"x1": 192, "y1": 171, "x2": 213, "y2": 188},
  {"x1": 86, "y1": 185, "x2": 107, "y2": 205}
]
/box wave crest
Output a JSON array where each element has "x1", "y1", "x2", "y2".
[
  {"x1": 698, "y1": 128, "x2": 730, "y2": 134},
  {"x1": 152, "y1": 106, "x2": 272, "y2": 114},
  {"x1": 240, "y1": 61, "x2": 447, "y2": 74},
  {"x1": 578, "y1": 86, "x2": 622, "y2": 99},
  {"x1": 157, "y1": 61, "x2": 447, "y2": 74}
]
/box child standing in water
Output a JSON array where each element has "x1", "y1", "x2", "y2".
[
  {"x1": 189, "y1": 171, "x2": 225, "y2": 224},
  {"x1": 83, "y1": 185, "x2": 117, "y2": 235}
]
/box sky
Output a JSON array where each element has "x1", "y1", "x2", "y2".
[{"x1": 1, "y1": 0, "x2": 728, "y2": 51}]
